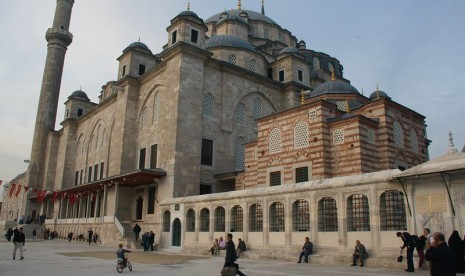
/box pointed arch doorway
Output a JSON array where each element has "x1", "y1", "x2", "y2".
[{"x1": 172, "y1": 218, "x2": 181, "y2": 246}]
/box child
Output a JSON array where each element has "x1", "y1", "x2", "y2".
[{"x1": 116, "y1": 244, "x2": 131, "y2": 267}]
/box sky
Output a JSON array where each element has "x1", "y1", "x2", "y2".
[{"x1": 0, "y1": 0, "x2": 464, "y2": 190}]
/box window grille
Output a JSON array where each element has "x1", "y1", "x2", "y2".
[
  {"x1": 295, "y1": 167, "x2": 309, "y2": 183},
  {"x1": 199, "y1": 208, "x2": 210, "y2": 232},
  {"x1": 249, "y1": 204, "x2": 263, "y2": 232},
  {"x1": 270, "y1": 171, "x2": 281, "y2": 186},
  {"x1": 367, "y1": 129, "x2": 376, "y2": 144},
  {"x1": 186, "y1": 209, "x2": 195, "y2": 232},
  {"x1": 235, "y1": 103, "x2": 246, "y2": 126},
  {"x1": 214, "y1": 207, "x2": 225, "y2": 232},
  {"x1": 313, "y1": 57, "x2": 320, "y2": 70},
  {"x1": 309, "y1": 110, "x2": 317, "y2": 120},
  {"x1": 336, "y1": 101, "x2": 348, "y2": 112},
  {"x1": 292, "y1": 200, "x2": 310, "y2": 231},
  {"x1": 318, "y1": 197, "x2": 338, "y2": 232},
  {"x1": 230, "y1": 205, "x2": 243, "y2": 232},
  {"x1": 139, "y1": 148, "x2": 146, "y2": 169},
  {"x1": 347, "y1": 194, "x2": 370, "y2": 231},
  {"x1": 150, "y1": 144, "x2": 158, "y2": 169},
  {"x1": 333, "y1": 128, "x2": 344, "y2": 144},
  {"x1": 202, "y1": 93, "x2": 214, "y2": 117},
  {"x1": 235, "y1": 137, "x2": 246, "y2": 170},
  {"x1": 228, "y1": 54, "x2": 237, "y2": 65},
  {"x1": 100, "y1": 162, "x2": 104, "y2": 179},
  {"x1": 410, "y1": 128, "x2": 418, "y2": 153},
  {"x1": 253, "y1": 98, "x2": 262, "y2": 120},
  {"x1": 153, "y1": 93, "x2": 160, "y2": 124},
  {"x1": 269, "y1": 128, "x2": 282, "y2": 153},
  {"x1": 141, "y1": 108, "x2": 149, "y2": 129},
  {"x1": 393, "y1": 121, "x2": 404, "y2": 147},
  {"x1": 380, "y1": 190, "x2": 407, "y2": 231},
  {"x1": 249, "y1": 59, "x2": 257, "y2": 72},
  {"x1": 163, "y1": 210, "x2": 171, "y2": 232},
  {"x1": 270, "y1": 202, "x2": 285, "y2": 232},
  {"x1": 294, "y1": 121, "x2": 309, "y2": 149},
  {"x1": 201, "y1": 139, "x2": 213, "y2": 166}
]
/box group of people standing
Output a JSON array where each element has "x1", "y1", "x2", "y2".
[
  {"x1": 397, "y1": 228, "x2": 465, "y2": 275},
  {"x1": 133, "y1": 224, "x2": 157, "y2": 251},
  {"x1": 209, "y1": 236, "x2": 247, "y2": 258}
]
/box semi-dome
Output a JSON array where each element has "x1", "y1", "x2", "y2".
[
  {"x1": 278, "y1": 47, "x2": 301, "y2": 55},
  {"x1": 69, "y1": 90, "x2": 90, "y2": 101},
  {"x1": 311, "y1": 80, "x2": 359, "y2": 97},
  {"x1": 204, "y1": 35, "x2": 256, "y2": 52},
  {"x1": 369, "y1": 89, "x2": 391, "y2": 100},
  {"x1": 205, "y1": 9, "x2": 278, "y2": 26}
]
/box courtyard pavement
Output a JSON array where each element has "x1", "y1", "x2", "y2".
[{"x1": 0, "y1": 239, "x2": 430, "y2": 276}]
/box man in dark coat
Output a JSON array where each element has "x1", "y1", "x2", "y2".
[
  {"x1": 397, "y1": 231, "x2": 415, "y2": 272},
  {"x1": 351, "y1": 240, "x2": 368, "y2": 267},
  {"x1": 12, "y1": 227, "x2": 25, "y2": 260},
  {"x1": 88, "y1": 228, "x2": 93, "y2": 245},
  {"x1": 149, "y1": 231, "x2": 156, "y2": 251},
  {"x1": 297, "y1": 237, "x2": 313, "y2": 263},
  {"x1": 425, "y1": 232, "x2": 456, "y2": 276},
  {"x1": 133, "y1": 224, "x2": 141, "y2": 242},
  {"x1": 224, "y1": 233, "x2": 246, "y2": 276}
]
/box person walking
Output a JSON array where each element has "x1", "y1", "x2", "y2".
[
  {"x1": 297, "y1": 237, "x2": 313, "y2": 263},
  {"x1": 351, "y1": 240, "x2": 368, "y2": 267},
  {"x1": 397, "y1": 232, "x2": 414, "y2": 272},
  {"x1": 149, "y1": 231, "x2": 156, "y2": 251},
  {"x1": 32, "y1": 228, "x2": 37, "y2": 240},
  {"x1": 223, "y1": 233, "x2": 246, "y2": 276},
  {"x1": 133, "y1": 224, "x2": 141, "y2": 242},
  {"x1": 448, "y1": 230, "x2": 464, "y2": 273},
  {"x1": 425, "y1": 232, "x2": 456, "y2": 276},
  {"x1": 88, "y1": 228, "x2": 93, "y2": 245},
  {"x1": 12, "y1": 227, "x2": 25, "y2": 260}
]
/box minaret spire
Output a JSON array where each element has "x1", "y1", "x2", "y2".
[
  {"x1": 237, "y1": 0, "x2": 242, "y2": 10},
  {"x1": 448, "y1": 131, "x2": 459, "y2": 153},
  {"x1": 29, "y1": 0, "x2": 74, "y2": 190},
  {"x1": 261, "y1": 0, "x2": 265, "y2": 15}
]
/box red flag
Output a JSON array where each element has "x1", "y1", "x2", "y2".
[
  {"x1": 52, "y1": 191, "x2": 59, "y2": 202},
  {"x1": 39, "y1": 190, "x2": 48, "y2": 203},
  {"x1": 69, "y1": 193, "x2": 77, "y2": 204},
  {"x1": 15, "y1": 184, "x2": 22, "y2": 197},
  {"x1": 24, "y1": 186, "x2": 29, "y2": 192},
  {"x1": 60, "y1": 192, "x2": 67, "y2": 199},
  {"x1": 9, "y1": 183, "x2": 16, "y2": 198}
]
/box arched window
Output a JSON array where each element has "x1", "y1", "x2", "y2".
[
  {"x1": 269, "y1": 202, "x2": 285, "y2": 232},
  {"x1": 347, "y1": 194, "x2": 370, "y2": 231},
  {"x1": 230, "y1": 205, "x2": 243, "y2": 232},
  {"x1": 410, "y1": 128, "x2": 418, "y2": 153},
  {"x1": 313, "y1": 57, "x2": 320, "y2": 70},
  {"x1": 318, "y1": 197, "x2": 338, "y2": 232},
  {"x1": 294, "y1": 121, "x2": 309, "y2": 149},
  {"x1": 153, "y1": 93, "x2": 160, "y2": 124},
  {"x1": 380, "y1": 190, "x2": 407, "y2": 231},
  {"x1": 202, "y1": 93, "x2": 214, "y2": 117},
  {"x1": 140, "y1": 108, "x2": 149, "y2": 129},
  {"x1": 264, "y1": 29, "x2": 270, "y2": 39},
  {"x1": 235, "y1": 136, "x2": 246, "y2": 170},
  {"x1": 214, "y1": 206, "x2": 225, "y2": 232},
  {"x1": 162, "y1": 210, "x2": 171, "y2": 232},
  {"x1": 249, "y1": 204, "x2": 263, "y2": 232},
  {"x1": 393, "y1": 121, "x2": 404, "y2": 147},
  {"x1": 199, "y1": 208, "x2": 210, "y2": 232},
  {"x1": 228, "y1": 54, "x2": 237, "y2": 65},
  {"x1": 249, "y1": 59, "x2": 257, "y2": 72},
  {"x1": 292, "y1": 200, "x2": 310, "y2": 232},
  {"x1": 234, "y1": 103, "x2": 246, "y2": 126},
  {"x1": 186, "y1": 209, "x2": 195, "y2": 232},
  {"x1": 253, "y1": 97, "x2": 262, "y2": 120},
  {"x1": 269, "y1": 128, "x2": 282, "y2": 154}
]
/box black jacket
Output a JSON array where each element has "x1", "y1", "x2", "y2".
[
  {"x1": 425, "y1": 242, "x2": 457, "y2": 276},
  {"x1": 13, "y1": 229, "x2": 25, "y2": 245},
  {"x1": 225, "y1": 240, "x2": 237, "y2": 266}
]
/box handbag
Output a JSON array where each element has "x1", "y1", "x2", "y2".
[{"x1": 397, "y1": 249, "x2": 403, "y2": 262}]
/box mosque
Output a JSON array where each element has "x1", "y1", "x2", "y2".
[{"x1": 2, "y1": 0, "x2": 465, "y2": 268}]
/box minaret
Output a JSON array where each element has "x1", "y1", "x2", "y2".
[{"x1": 29, "y1": 0, "x2": 74, "y2": 188}]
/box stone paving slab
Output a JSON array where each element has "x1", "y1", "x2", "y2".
[{"x1": 0, "y1": 240, "x2": 430, "y2": 276}]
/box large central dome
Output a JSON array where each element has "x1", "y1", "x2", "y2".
[{"x1": 205, "y1": 9, "x2": 278, "y2": 26}]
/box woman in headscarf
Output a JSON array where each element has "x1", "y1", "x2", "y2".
[{"x1": 448, "y1": 230, "x2": 465, "y2": 273}]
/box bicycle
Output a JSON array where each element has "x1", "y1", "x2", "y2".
[{"x1": 116, "y1": 253, "x2": 133, "y2": 273}]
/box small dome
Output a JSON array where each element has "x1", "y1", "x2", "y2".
[
  {"x1": 128, "y1": 41, "x2": 150, "y2": 51},
  {"x1": 177, "y1": 10, "x2": 200, "y2": 19},
  {"x1": 369, "y1": 90, "x2": 391, "y2": 100},
  {"x1": 204, "y1": 35, "x2": 256, "y2": 52},
  {"x1": 311, "y1": 80, "x2": 359, "y2": 97},
  {"x1": 69, "y1": 90, "x2": 90, "y2": 101},
  {"x1": 278, "y1": 47, "x2": 300, "y2": 55}
]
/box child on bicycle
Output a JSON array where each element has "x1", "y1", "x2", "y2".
[{"x1": 116, "y1": 243, "x2": 131, "y2": 267}]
